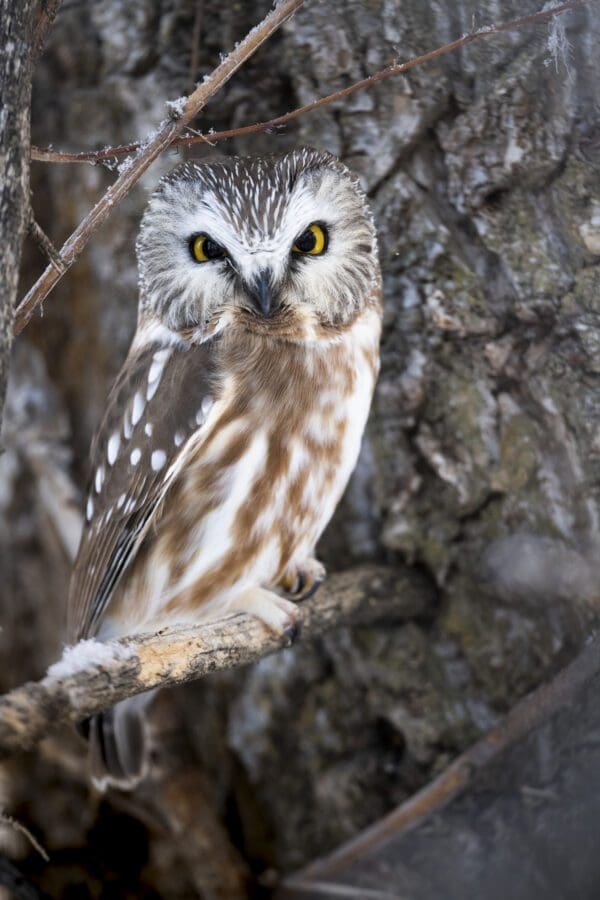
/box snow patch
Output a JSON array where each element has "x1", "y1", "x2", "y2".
[
  {"x1": 166, "y1": 96, "x2": 188, "y2": 118},
  {"x1": 117, "y1": 154, "x2": 135, "y2": 175},
  {"x1": 48, "y1": 639, "x2": 135, "y2": 679}
]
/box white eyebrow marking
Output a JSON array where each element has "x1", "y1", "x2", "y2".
[
  {"x1": 144, "y1": 422, "x2": 153, "y2": 436},
  {"x1": 107, "y1": 433, "x2": 120, "y2": 466},
  {"x1": 86, "y1": 497, "x2": 94, "y2": 521},
  {"x1": 130, "y1": 448, "x2": 141, "y2": 466},
  {"x1": 151, "y1": 449, "x2": 167, "y2": 471},
  {"x1": 94, "y1": 466, "x2": 104, "y2": 493},
  {"x1": 131, "y1": 392, "x2": 145, "y2": 426}
]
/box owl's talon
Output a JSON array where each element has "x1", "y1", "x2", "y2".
[
  {"x1": 281, "y1": 558, "x2": 326, "y2": 602},
  {"x1": 297, "y1": 577, "x2": 323, "y2": 602},
  {"x1": 283, "y1": 618, "x2": 302, "y2": 645},
  {"x1": 293, "y1": 572, "x2": 306, "y2": 596},
  {"x1": 228, "y1": 587, "x2": 302, "y2": 639}
]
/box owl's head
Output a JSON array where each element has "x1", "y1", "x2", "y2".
[{"x1": 136, "y1": 148, "x2": 379, "y2": 340}]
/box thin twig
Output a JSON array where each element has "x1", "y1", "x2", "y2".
[
  {"x1": 0, "y1": 565, "x2": 432, "y2": 758},
  {"x1": 27, "y1": 218, "x2": 66, "y2": 274},
  {"x1": 13, "y1": 0, "x2": 306, "y2": 336},
  {"x1": 0, "y1": 814, "x2": 49, "y2": 863},
  {"x1": 283, "y1": 628, "x2": 600, "y2": 888},
  {"x1": 17, "y1": 0, "x2": 591, "y2": 335},
  {"x1": 30, "y1": 0, "x2": 592, "y2": 167}
]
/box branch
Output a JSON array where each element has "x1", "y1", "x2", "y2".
[
  {"x1": 13, "y1": 0, "x2": 305, "y2": 336},
  {"x1": 27, "y1": 216, "x2": 67, "y2": 274},
  {"x1": 0, "y1": 565, "x2": 433, "y2": 758},
  {"x1": 17, "y1": 1, "x2": 591, "y2": 336},
  {"x1": 283, "y1": 629, "x2": 600, "y2": 891},
  {"x1": 30, "y1": 0, "x2": 593, "y2": 167}
]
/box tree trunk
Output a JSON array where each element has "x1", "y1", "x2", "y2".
[
  {"x1": 0, "y1": 0, "x2": 36, "y2": 422},
  {"x1": 2, "y1": 0, "x2": 600, "y2": 896}
]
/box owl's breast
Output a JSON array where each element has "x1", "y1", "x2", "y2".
[
  {"x1": 115, "y1": 305, "x2": 380, "y2": 627},
  {"x1": 266, "y1": 307, "x2": 381, "y2": 573}
]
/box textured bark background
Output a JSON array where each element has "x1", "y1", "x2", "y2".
[{"x1": 2, "y1": 0, "x2": 600, "y2": 897}]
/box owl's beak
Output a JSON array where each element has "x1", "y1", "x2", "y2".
[{"x1": 247, "y1": 270, "x2": 275, "y2": 317}]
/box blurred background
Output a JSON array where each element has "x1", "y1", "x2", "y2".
[{"x1": 2, "y1": 0, "x2": 600, "y2": 896}]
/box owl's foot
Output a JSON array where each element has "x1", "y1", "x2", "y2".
[
  {"x1": 279, "y1": 558, "x2": 326, "y2": 602},
  {"x1": 229, "y1": 587, "x2": 302, "y2": 644}
]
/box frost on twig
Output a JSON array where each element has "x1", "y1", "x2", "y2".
[
  {"x1": 29, "y1": 0, "x2": 591, "y2": 169},
  {"x1": 545, "y1": 5, "x2": 573, "y2": 77}
]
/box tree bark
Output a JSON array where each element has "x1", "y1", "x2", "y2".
[{"x1": 0, "y1": 0, "x2": 36, "y2": 423}]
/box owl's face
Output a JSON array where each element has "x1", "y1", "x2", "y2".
[{"x1": 136, "y1": 148, "x2": 378, "y2": 339}]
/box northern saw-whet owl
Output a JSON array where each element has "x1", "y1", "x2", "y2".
[{"x1": 68, "y1": 148, "x2": 382, "y2": 788}]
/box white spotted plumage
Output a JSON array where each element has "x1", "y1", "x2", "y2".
[
  {"x1": 107, "y1": 433, "x2": 120, "y2": 465},
  {"x1": 150, "y1": 449, "x2": 167, "y2": 471},
  {"x1": 131, "y1": 392, "x2": 145, "y2": 426}
]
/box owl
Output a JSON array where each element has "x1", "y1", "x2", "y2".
[{"x1": 69, "y1": 148, "x2": 382, "y2": 788}]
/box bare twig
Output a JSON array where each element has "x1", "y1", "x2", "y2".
[
  {"x1": 30, "y1": 0, "x2": 592, "y2": 167},
  {"x1": 13, "y1": 0, "x2": 306, "y2": 336},
  {"x1": 18, "y1": 0, "x2": 590, "y2": 338},
  {"x1": 0, "y1": 814, "x2": 49, "y2": 863},
  {"x1": 27, "y1": 218, "x2": 66, "y2": 274},
  {"x1": 0, "y1": 565, "x2": 432, "y2": 758},
  {"x1": 282, "y1": 629, "x2": 600, "y2": 890}
]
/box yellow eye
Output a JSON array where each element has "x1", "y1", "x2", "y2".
[
  {"x1": 292, "y1": 223, "x2": 328, "y2": 256},
  {"x1": 190, "y1": 234, "x2": 225, "y2": 263}
]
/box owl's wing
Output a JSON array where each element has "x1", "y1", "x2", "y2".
[{"x1": 69, "y1": 335, "x2": 219, "y2": 641}]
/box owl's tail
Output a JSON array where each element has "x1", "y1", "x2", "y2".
[{"x1": 84, "y1": 691, "x2": 156, "y2": 791}]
